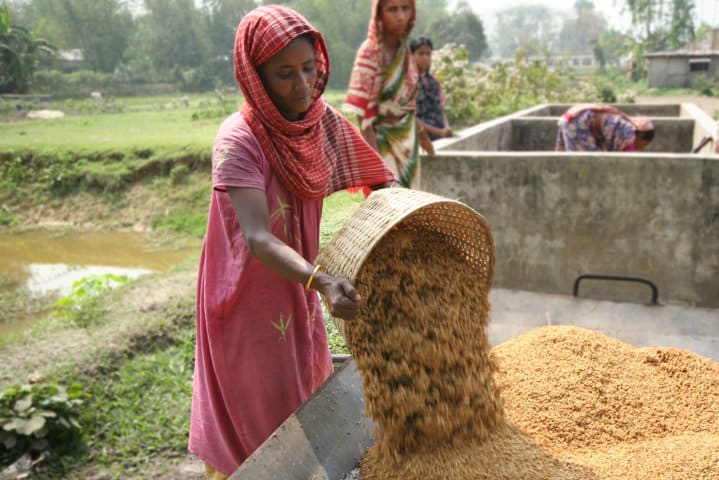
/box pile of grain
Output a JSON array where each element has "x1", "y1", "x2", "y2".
[
  {"x1": 344, "y1": 226, "x2": 719, "y2": 479},
  {"x1": 347, "y1": 228, "x2": 597, "y2": 479},
  {"x1": 495, "y1": 325, "x2": 719, "y2": 479}
]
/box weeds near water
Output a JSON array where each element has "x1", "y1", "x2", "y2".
[
  {"x1": 0, "y1": 275, "x2": 56, "y2": 343},
  {"x1": 52, "y1": 274, "x2": 129, "y2": 328}
]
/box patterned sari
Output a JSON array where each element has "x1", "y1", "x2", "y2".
[
  {"x1": 344, "y1": 0, "x2": 419, "y2": 187},
  {"x1": 555, "y1": 104, "x2": 654, "y2": 152}
]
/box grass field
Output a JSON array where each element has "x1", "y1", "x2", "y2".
[{"x1": 0, "y1": 89, "x2": 349, "y2": 150}]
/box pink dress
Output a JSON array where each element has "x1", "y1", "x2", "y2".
[{"x1": 188, "y1": 113, "x2": 334, "y2": 474}]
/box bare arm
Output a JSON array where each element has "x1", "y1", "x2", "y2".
[
  {"x1": 441, "y1": 109, "x2": 453, "y2": 137},
  {"x1": 227, "y1": 186, "x2": 361, "y2": 320},
  {"x1": 419, "y1": 119, "x2": 450, "y2": 139}
]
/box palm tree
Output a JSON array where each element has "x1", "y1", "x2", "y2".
[{"x1": 0, "y1": 2, "x2": 54, "y2": 93}]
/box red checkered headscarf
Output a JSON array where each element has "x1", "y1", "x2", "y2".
[
  {"x1": 234, "y1": 5, "x2": 395, "y2": 200},
  {"x1": 344, "y1": 0, "x2": 418, "y2": 129}
]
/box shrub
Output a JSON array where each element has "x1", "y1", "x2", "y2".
[
  {"x1": 52, "y1": 274, "x2": 129, "y2": 328},
  {"x1": 31, "y1": 69, "x2": 176, "y2": 98},
  {"x1": 432, "y1": 45, "x2": 601, "y2": 127},
  {"x1": 170, "y1": 164, "x2": 190, "y2": 185},
  {"x1": 691, "y1": 73, "x2": 715, "y2": 97},
  {"x1": 0, "y1": 209, "x2": 14, "y2": 226},
  {"x1": 0, "y1": 381, "x2": 88, "y2": 466}
]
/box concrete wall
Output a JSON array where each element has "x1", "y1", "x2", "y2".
[
  {"x1": 419, "y1": 152, "x2": 719, "y2": 308},
  {"x1": 682, "y1": 102, "x2": 719, "y2": 154},
  {"x1": 510, "y1": 117, "x2": 695, "y2": 152},
  {"x1": 521, "y1": 104, "x2": 681, "y2": 117},
  {"x1": 435, "y1": 102, "x2": 718, "y2": 154},
  {"x1": 647, "y1": 56, "x2": 719, "y2": 88}
]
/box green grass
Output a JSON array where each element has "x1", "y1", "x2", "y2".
[
  {"x1": 24, "y1": 189, "x2": 360, "y2": 477},
  {"x1": 0, "y1": 88, "x2": 359, "y2": 477},
  {"x1": 78, "y1": 331, "x2": 195, "y2": 478},
  {"x1": 0, "y1": 89, "x2": 349, "y2": 150},
  {"x1": 320, "y1": 189, "x2": 364, "y2": 248},
  {"x1": 0, "y1": 111, "x2": 219, "y2": 150}
]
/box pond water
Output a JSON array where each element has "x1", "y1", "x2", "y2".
[{"x1": 0, "y1": 229, "x2": 201, "y2": 335}]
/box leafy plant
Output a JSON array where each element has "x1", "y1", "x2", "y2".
[
  {"x1": 691, "y1": 73, "x2": 715, "y2": 97},
  {"x1": 433, "y1": 45, "x2": 601, "y2": 127},
  {"x1": 325, "y1": 315, "x2": 349, "y2": 354},
  {"x1": 0, "y1": 3, "x2": 54, "y2": 93},
  {"x1": 52, "y1": 274, "x2": 129, "y2": 327},
  {"x1": 0, "y1": 381, "x2": 87, "y2": 466},
  {"x1": 0, "y1": 208, "x2": 14, "y2": 226}
]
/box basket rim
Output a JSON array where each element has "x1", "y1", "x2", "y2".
[{"x1": 320, "y1": 188, "x2": 495, "y2": 285}]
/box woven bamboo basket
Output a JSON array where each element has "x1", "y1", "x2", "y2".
[{"x1": 317, "y1": 188, "x2": 495, "y2": 343}]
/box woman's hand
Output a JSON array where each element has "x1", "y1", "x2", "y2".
[
  {"x1": 313, "y1": 272, "x2": 362, "y2": 320},
  {"x1": 418, "y1": 125, "x2": 435, "y2": 156},
  {"x1": 440, "y1": 127, "x2": 454, "y2": 138}
]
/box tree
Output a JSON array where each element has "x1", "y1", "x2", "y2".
[
  {"x1": 291, "y1": 0, "x2": 371, "y2": 89},
  {"x1": 137, "y1": 0, "x2": 212, "y2": 88},
  {"x1": 201, "y1": 0, "x2": 259, "y2": 86},
  {"x1": 558, "y1": 1, "x2": 608, "y2": 55},
  {"x1": 624, "y1": 0, "x2": 696, "y2": 79},
  {"x1": 0, "y1": 2, "x2": 54, "y2": 93},
  {"x1": 593, "y1": 28, "x2": 634, "y2": 69},
  {"x1": 415, "y1": 0, "x2": 488, "y2": 60},
  {"x1": 21, "y1": 0, "x2": 134, "y2": 73},
  {"x1": 668, "y1": 0, "x2": 695, "y2": 48},
  {"x1": 624, "y1": 0, "x2": 695, "y2": 49},
  {"x1": 492, "y1": 5, "x2": 561, "y2": 58}
]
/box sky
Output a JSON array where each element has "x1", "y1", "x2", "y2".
[{"x1": 459, "y1": 0, "x2": 719, "y2": 37}]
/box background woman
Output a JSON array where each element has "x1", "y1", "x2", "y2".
[
  {"x1": 555, "y1": 103, "x2": 655, "y2": 151},
  {"x1": 410, "y1": 35, "x2": 454, "y2": 141},
  {"x1": 344, "y1": 0, "x2": 430, "y2": 187},
  {"x1": 188, "y1": 6, "x2": 396, "y2": 479}
]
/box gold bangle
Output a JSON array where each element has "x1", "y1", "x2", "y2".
[{"x1": 305, "y1": 264, "x2": 323, "y2": 291}]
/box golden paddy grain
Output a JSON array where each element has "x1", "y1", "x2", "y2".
[{"x1": 344, "y1": 226, "x2": 719, "y2": 479}]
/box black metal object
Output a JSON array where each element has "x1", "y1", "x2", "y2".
[
  {"x1": 692, "y1": 135, "x2": 713, "y2": 153},
  {"x1": 573, "y1": 274, "x2": 659, "y2": 305}
]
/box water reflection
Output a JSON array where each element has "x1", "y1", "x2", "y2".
[
  {"x1": 26, "y1": 264, "x2": 152, "y2": 296},
  {"x1": 0, "y1": 229, "x2": 200, "y2": 331}
]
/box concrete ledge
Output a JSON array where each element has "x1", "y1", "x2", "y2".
[{"x1": 510, "y1": 117, "x2": 694, "y2": 152}]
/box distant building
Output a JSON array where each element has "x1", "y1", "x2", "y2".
[
  {"x1": 491, "y1": 54, "x2": 597, "y2": 71},
  {"x1": 54, "y1": 48, "x2": 84, "y2": 72},
  {"x1": 645, "y1": 29, "x2": 719, "y2": 88}
]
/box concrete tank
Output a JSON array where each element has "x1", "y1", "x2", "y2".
[{"x1": 421, "y1": 103, "x2": 719, "y2": 308}]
